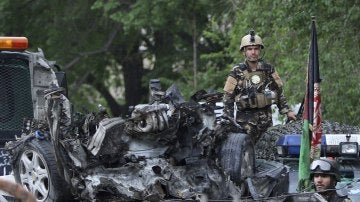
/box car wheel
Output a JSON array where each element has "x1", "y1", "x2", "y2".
[
  {"x1": 220, "y1": 133, "x2": 255, "y2": 185},
  {"x1": 13, "y1": 139, "x2": 72, "y2": 202}
]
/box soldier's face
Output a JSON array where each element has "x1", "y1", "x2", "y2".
[
  {"x1": 243, "y1": 45, "x2": 261, "y2": 62},
  {"x1": 313, "y1": 173, "x2": 332, "y2": 191}
]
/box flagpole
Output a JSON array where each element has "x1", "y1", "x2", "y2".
[
  {"x1": 298, "y1": 16, "x2": 322, "y2": 192},
  {"x1": 310, "y1": 16, "x2": 322, "y2": 161}
]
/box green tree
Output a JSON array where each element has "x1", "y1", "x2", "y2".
[
  {"x1": 228, "y1": 0, "x2": 359, "y2": 125},
  {"x1": 0, "y1": 0, "x2": 145, "y2": 116},
  {"x1": 1, "y1": 0, "x2": 358, "y2": 125}
]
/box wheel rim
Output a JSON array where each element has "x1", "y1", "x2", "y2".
[{"x1": 19, "y1": 149, "x2": 50, "y2": 201}]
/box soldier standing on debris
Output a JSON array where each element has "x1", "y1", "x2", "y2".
[
  {"x1": 222, "y1": 30, "x2": 296, "y2": 143},
  {"x1": 310, "y1": 159, "x2": 351, "y2": 202}
]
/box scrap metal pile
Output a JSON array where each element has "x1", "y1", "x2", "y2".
[{"x1": 5, "y1": 81, "x2": 289, "y2": 201}]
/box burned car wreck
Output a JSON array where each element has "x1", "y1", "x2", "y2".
[{"x1": 4, "y1": 44, "x2": 289, "y2": 201}]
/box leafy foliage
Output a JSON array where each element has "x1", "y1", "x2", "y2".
[
  {"x1": 228, "y1": 0, "x2": 360, "y2": 125},
  {"x1": 0, "y1": 0, "x2": 358, "y2": 125}
]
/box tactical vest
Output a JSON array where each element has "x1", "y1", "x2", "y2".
[{"x1": 234, "y1": 62, "x2": 277, "y2": 110}]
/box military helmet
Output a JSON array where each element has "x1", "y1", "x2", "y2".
[
  {"x1": 310, "y1": 159, "x2": 341, "y2": 182},
  {"x1": 240, "y1": 30, "x2": 264, "y2": 51},
  {"x1": 44, "y1": 83, "x2": 64, "y2": 97}
]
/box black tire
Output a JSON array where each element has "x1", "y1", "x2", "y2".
[
  {"x1": 13, "y1": 139, "x2": 73, "y2": 202},
  {"x1": 220, "y1": 133, "x2": 255, "y2": 185}
]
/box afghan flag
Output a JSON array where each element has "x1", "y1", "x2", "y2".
[{"x1": 298, "y1": 16, "x2": 322, "y2": 191}]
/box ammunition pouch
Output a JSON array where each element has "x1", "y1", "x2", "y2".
[
  {"x1": 256, "y1": 93, "x2": 273, "y2": 108},
  {"x1": 236, "y1": 93, "x2": 273, "y2": 110}
]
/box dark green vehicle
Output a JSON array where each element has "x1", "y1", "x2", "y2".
[
  {"x1": 0, "y1": 37, "x2": 70, "y2": 201},
  {"x1": 0, "y1": 37, "x2": 67, "y2": 147}
]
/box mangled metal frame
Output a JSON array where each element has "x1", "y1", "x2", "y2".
[{"x1": 5, "y1": 54, "x2": 289, "y2": 200}]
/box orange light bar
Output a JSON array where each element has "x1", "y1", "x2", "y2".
[{"x1": 0, "y1": 37, "x2": 28, "y2": 50}]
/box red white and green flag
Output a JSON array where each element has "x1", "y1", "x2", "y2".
[{"x1": 298, "y1": 16, "x2": 322, "y2": 191}]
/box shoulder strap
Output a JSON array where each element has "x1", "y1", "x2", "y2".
[
  {"x1": 258, "y1": 61, "x2": 274, "y2": 73},
  {"x1": 232, "y1": 63, "x2": 247, "y2": 71},
  {"x1": 232, "y1": 63, "x2": 249, "y2": 80},
  {"x1": 238, "y1": 63, "x2": 247, "y2": 71}
]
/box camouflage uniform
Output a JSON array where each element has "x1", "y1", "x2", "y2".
[
  {"x1": 319, "y1": 191, "x2": 352, "y2": 202},
  {"x1": 223, "y1": 60, "x2": 291, "y2": 143}
]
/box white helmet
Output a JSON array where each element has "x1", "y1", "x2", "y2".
[{"x1": 240, "y1": 30, "x2": 264, "y2": 51}]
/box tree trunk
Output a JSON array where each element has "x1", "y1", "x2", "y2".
[
  {"x1": 121, "y1": 53, "x2": 145, "y2": 108},
  {"x1": 86, "y1": 73, "x2": 126, "y2": 116}
]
